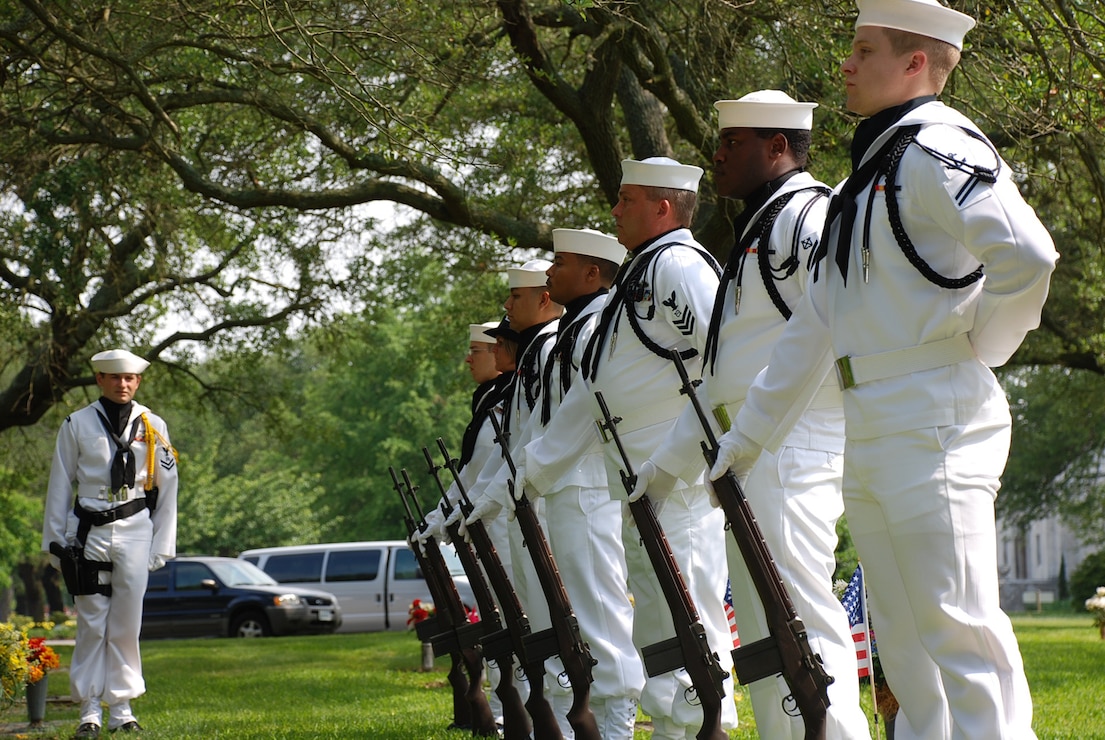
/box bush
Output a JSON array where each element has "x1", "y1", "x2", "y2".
[{"x1": 1069, "y1": 549, "x2": 1105, "y2": 603}]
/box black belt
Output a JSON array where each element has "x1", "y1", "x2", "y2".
[{"x1": 74, "y1": 497, "x2": 148, "y2": 546}]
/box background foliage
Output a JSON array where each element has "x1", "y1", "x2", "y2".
[{"x1": 1, "y1": 0, "x2": 1104, "y2": 600}]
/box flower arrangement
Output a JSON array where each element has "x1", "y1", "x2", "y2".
[
  {"x1": 26, "y1": 637, "x2": 60, "y2": 684},
  {"x1": 1086, "y1": 586, "x2": 1105, "y2": 639},
  {"x1": 407, "y1": 599, "x2": 436, "y2": 628},
  {"x1": 1, "y1": 623, "x2": 30, "y2": 708},
  {"x1": 0, "y1": 624, "x2": 63, "y2": 708}
]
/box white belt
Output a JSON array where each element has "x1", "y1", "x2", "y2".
[
  {"x1": 77, "y1": 484, "x2": 146, "y2": 504},
  {"x1": 592, "y1": 394, "x2": 686, "y2": 444},
  {"x1": 835, "y1": 334, "x2": 976, "y2": 390}
]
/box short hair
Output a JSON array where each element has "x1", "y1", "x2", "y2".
[
  {"x1": 753, "y1": 128, "x2": 812, "y2": 168},
  {"x1": 883, "y1": 27, "x2": 961, "y2": 91},
  {"x1": 646, "y1": 186, "x2": 698, "y2": 227},
  {"x1": 497, "y1": 337, "x2": 518, "y2": 363},
  {"x1": 580, "y1": 254, "x2": 621, "y2": 285}
]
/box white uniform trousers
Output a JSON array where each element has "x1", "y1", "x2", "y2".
[
  {"x1": 845, "y1": 422, "x2": 1035, "y2": 740},
  {"x1": 481, "y1": 510, "x2": 531, "y2": 716},
  {"x1": 479, "y1": 513, "x2": 528, "y2": 721},
  {"x1": 546, "y1": 483, "x2": 644, "y2": 739},
  {"x1": 69, "y1": 507, "x2": 152, "y2": 722},
  {"x1": 622, "y1": 485, "x2": 737, "y2": 737},
  {"x1": 506, "y1": 496, "x2": 573, "y2": 737},
  {"x1": 726, "y1": 445, "x2": 871, "y2": 740}
]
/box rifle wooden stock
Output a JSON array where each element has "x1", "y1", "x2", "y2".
[
  {"x1": 669, "y1": 351, "x2": 833, "y2": 740},
  {"x1": 435, "y1": 441, "x2": 562, "y2": 740},
  {"x1": 594, "y1": 391, "x2": 729, "y2": 740},
  {"x1": 423, "y1": 447, "x2": 532, "y2": 740},
  {"x1": 390, "y1": 467, "x2": 496, "y2": 737},
  {"x1": 486, "y1": 415, "x2": 601, "y2": 740}
]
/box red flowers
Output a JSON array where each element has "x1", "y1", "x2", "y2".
[
  {"x1": 26, "y1": 638, "x2": 60, "y2": 684},
  {"x1": 406, "y1": 599, "x2": 435, "y2": 627}
]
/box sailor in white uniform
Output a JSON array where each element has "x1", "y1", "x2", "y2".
[
  {"x1": 638, "y1": 91, "x2": 870, "y2": 739},
  {"x1": 520, "y1": 158, "x2": 738, "y2": 739},
  {"x1": 463, "y1": 259, "x2": 570, "y2": 733},
  {"x1": 42, "y1": 349, "x2": 178, "y2": 739},
  {"x1": 711, "y1": 3, "x2": 1058, "y2": 738},
  {"x1": 528, "y1": 228, "x2": 644, "y2": 739}
]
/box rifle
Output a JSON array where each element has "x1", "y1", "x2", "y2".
[
  {"x1": 486, "y1": 413, "x2": 601, "y2": 740},
  {"x1": 669, "y1": 350, "x2": 833, "y2": 740},
  {"x1": 436, "y1": 439, "x2": 565, "y2": 740},
  {"x1": 593, "y1": 391, "x2": 730, "y2": 740},
  {"x1": 422, "y1": 445, "x2": 533, "y2": 740},
  {"x1": 389, "y1": 466, "x2": 497, "y2": 737}
]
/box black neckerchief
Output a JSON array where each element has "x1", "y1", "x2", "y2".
[
  {"x1": 539, "y1": 288, "x2": 609, "y2": 424},
  {"x1": 504, "y1": 318, "x2": 556, "y2": 437},
  {"x1": 98, "y1": 396, "x2": 134, "y2": 436},
  {"x1": 851, "y1": 95, "x2": 936, "y2": 170},
  {"x1": 703, "y1": 169, "x2": 803, "y2": 372},
  {"x1": 96, "y1": 397, "x2": 140, "y2": 491},
  {"x1": 560, "y1": 288, "x2": 608, "y2": 327},
  {"x1": 513, "y1": 320, "x2": 549, "y2": 361},
  {"x1": 459, "y1": 373, "x2": 512, "y2": 468},
  {"x1": 818, "y1": 96, "x2": 936, "y2": 284}
]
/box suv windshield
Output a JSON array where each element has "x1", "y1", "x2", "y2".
[{"x1": 208, "y1": 559, "x2": 278, "y2": 587}]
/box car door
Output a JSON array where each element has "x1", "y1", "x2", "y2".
[
  {"x1": 320, "y1": 547, "x2": 384, "y2": 632},
  {"x1": 385, "y1": 545, "x2": 434, "y2": 631},
  {"x1": 170, "y1": 561, "x2": 232, "y2": 637},
  {"x1": 141, "y1": 566, "x2": 173, "y2": 639}
]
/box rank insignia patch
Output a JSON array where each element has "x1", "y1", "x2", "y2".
[{"x1": 662, "y1": 290, "x2": 697, "y2": 336}]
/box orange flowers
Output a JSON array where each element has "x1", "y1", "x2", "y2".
[{"x1": 26, "y1": 638, "x2": 60, "y2": 685}]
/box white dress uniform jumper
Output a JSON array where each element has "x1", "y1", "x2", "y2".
[
  {"x1": 42, "y1": 393, "x2": 178, "y2": 731},
  {"x1": 527, "y1": 228, "x2": 739, "y2": 739},
  {"x1": 732, "y1": 97, "x2": 1057, "y2": 739}
]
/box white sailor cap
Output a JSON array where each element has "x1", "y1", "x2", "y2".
[
  {"x1": 552, "y1": 228, "x2": 626, "y2": 266},
  {"x1": 507, "y1": 259, "x2": 553, "y2": 289},
  {"x1": 470, "y1": 320, "x2": 500, "y2": 344},
  {"x1": 90, "y1": 349, "x2": 150, "y2": 374},
  {"x1": 714, "y1": 90, "x2": 817, "y2": 132},
  {"x1": 856, "y1": 0, "x2": 975, "y2": 51},
  {"x1": 620, "y1": 157, "x2": 704, "y2": 193}
]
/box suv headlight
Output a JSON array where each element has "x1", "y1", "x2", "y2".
[{"x1": 273, "y1": 594, "x2": 302, "y2": 607}]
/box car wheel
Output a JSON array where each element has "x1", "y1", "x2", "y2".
[{"x1": 230, "y1": 611, "x2": 270, "y2": 638}]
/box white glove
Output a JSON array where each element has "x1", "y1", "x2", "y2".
[
  {"x1": 149, "y1": 553, "x2": 166, "y2": 571},
  {"x1": 412, "y1": 525, "x2": 437, "y2": 556},
  {"x1": 464, "y1": 491, "x2": 504, "y2": 529},
  {"x1": 709, "y1": 428, "x2": 761, "y2": 487},
  {"x1": 628, "y1": 460, "x2": 678, "y2": 503},
  {"x1": 422, "y1": 507, "x2": 448, "y2": 543},
  {"x1": 513, "y1": 459, "x2": 533, "y2": 502},
  {"x1": 444, "y1": 505, "x2": 466, "y2": 532}
]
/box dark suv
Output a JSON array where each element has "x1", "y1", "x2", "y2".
[{"x1": 142, "y1": 556, "x2": 342, "y2": 638}]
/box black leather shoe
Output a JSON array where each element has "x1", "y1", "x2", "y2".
[
  {"x1": 112, "y1": 721, "x2": 143, "y2": 733},
  {"x1": 73, "y1": 723, "x2": 101, "y2": 739}
]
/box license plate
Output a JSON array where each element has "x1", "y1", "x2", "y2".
[{"x1": 317, "y1": 609, "x2": 333, "y2": 622}]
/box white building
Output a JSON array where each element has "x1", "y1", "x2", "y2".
[{"x1": 997, "y1": 515, "x2": 1098, "y2": 612}]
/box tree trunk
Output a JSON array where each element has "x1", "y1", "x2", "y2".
[{"x1": 17, "y1": 560, "x2": 46, "y2": 622}]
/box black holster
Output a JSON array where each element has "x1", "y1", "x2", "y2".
[{"x1": 50, "y1": 541, "x2": 113, "y2": 597}]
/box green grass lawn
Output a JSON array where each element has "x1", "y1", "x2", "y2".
[{"x1": 3, "y1": 613, "x2": 1102, "y2": 738}]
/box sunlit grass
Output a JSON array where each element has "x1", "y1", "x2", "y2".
[{"x1": 1, "y1": 614, "x2": 1100, "y2": 738}]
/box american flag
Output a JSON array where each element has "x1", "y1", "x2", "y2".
[
  {"x1": 723, "y1": 579, "x2": 740, "y2": 648},
  {"x1": 841, "y1": 564, "x2": 872, "y2": 679}
]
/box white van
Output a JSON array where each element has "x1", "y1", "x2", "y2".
[{"x1": 238, "y1": 541, "x2": 475, "y2": 633}]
